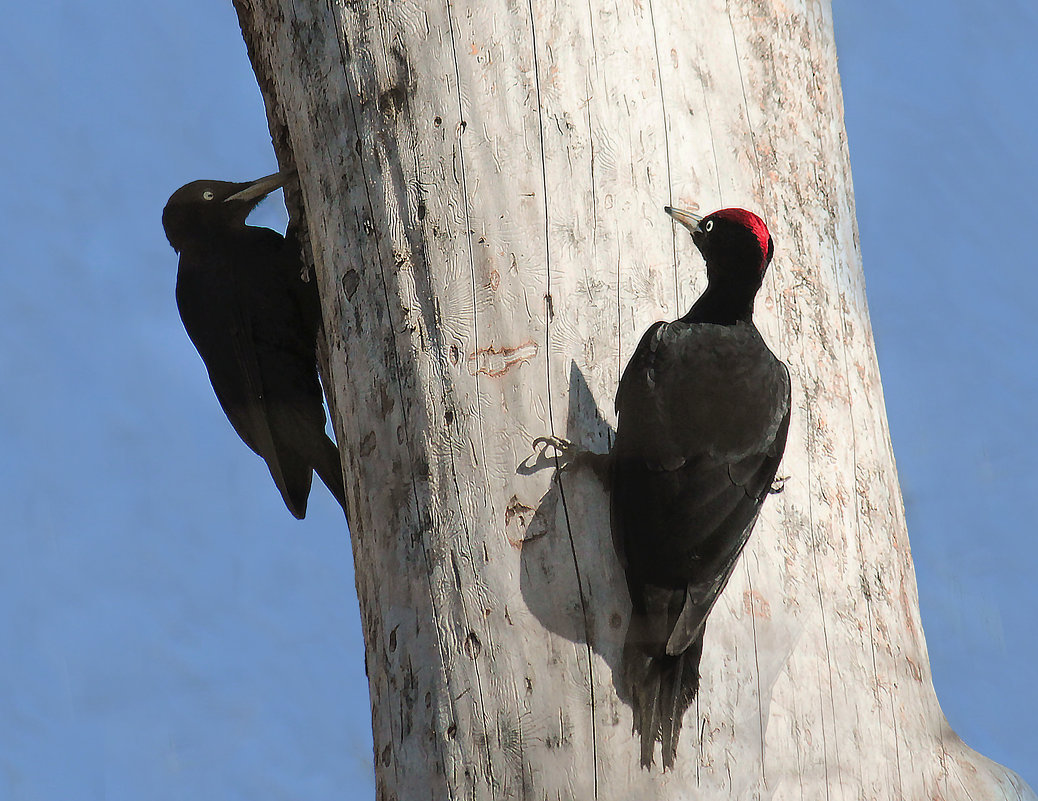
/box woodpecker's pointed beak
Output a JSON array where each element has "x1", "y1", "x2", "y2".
[
  {"x1": 664, "y1": 205, "x2": 704, "y2": 235},
  {"x1": 224, "y1": 169, "x2": 296, "y2": 203}
]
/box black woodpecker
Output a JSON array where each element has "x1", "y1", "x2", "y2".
[
  {"x1": 162, "y1": 171, "x2": 347, "y2": 519},
  {"x1": 613, "y1": 205, "x2": 790, "y2": 768}
]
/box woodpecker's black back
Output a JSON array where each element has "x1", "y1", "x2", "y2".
[
  {"x1": 163, "y1": 174, "x2": 346, "y2": 519},
  {"x1": 613, "y1": 207, "x2": 790, "y2": 768}
]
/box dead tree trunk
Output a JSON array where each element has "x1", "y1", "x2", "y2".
[{"x1": 233, "y1": 0, "x2": 1035, "y2": 798}]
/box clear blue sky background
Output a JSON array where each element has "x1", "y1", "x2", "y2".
[{"x1": 0, "y1": 2, "x2": 1033, "y2": 798}]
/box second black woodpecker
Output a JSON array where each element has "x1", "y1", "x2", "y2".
[
  {"x1": 162, "y1": 171, "x2": 346, "y2": 519},
  {"x1": 613, "y1": 205, "x2": 790, "y2": 769}
]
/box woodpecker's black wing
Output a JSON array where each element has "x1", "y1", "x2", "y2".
[
  {"x1": 176, "y1": 226, "x2": 342, "y2": 518},
  {"x1": 613, "y1": 318, "x2": 790, "y2": 768}
]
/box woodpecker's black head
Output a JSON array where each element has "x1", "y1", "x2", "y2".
[
  {"x1": 162, "y1": 171, "x2": 293, "y2": 253},
  {"x1": 665, "y1": 205, "x2": 774, "y2": 287},
  {"x1": 666, "y1": 205, "x2": 775, "y2": 324}
]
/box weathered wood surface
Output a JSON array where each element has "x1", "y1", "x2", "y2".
[{"x1": 233, "y1": 0, "x2": 1035, "y2": 798}]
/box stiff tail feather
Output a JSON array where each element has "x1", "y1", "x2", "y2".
[
  {"x1": 623, "y1": 621, "x2": 704, "y2": 769},
  {"x1": 313, "y1": 435, "x2": 348, "y2": 514}
]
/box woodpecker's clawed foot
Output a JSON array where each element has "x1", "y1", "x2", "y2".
[
  {"x1": 518, "y1": 436, "x2": 567, "y2": 476},
  {"x1": 529, "y1": 436, "x2": 612, "y2": 485},
  {"x1": 518, "y1": 436, "x2": 611, "y2": 482},
  {"x1": 529, "y1": 436, "x2": 581, "y2": 480},
  {"x1": 533, "y1": 436, "x2": 577, "y2": 463},
  {"x1": 769, "y1": 475, "x2": 788, "y2": 494},
  {"x1": 518, "y1": 436, "x2": 581, "y2": 476}
]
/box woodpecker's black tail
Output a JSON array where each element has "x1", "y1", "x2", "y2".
[
  {"x1": 622, "y1": 620, "x2": 704, "y2": 769},
  {"x1": 313, "y1": 434, "x2": 348, "y2": 515}
]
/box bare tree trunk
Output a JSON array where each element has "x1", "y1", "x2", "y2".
[{"x1": 233, "y1": 0, "x2": 1034, "y2": 798}]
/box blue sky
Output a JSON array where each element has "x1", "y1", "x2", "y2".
[
  {"x1": 0, "y1": 1, "x2": 1033, "y2": 797},
  {"x1": 834, "y1": 0, "x2": 1038, "y2": 782}
]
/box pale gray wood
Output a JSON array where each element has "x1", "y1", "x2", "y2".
[{"x1": 232, "y1": 0, "x2": 1036, "y2": 798}]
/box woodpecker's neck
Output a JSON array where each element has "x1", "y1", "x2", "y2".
[{"x1": 682, "y1": 280, "x2": 758, "y2": 325}]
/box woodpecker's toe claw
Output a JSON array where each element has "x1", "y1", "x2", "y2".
[
  {"x1": 517, "y1": 436, "x2": 576, "y2": 476},
  {"x1": 522, "y1": 436, "x2": 612, "y2": 486},
  {"x1": 532, "y1": 436, "x2": 581, "y2": 477},
  {"x1": 533, "y1": 435, "x2": 576, "y2": 458},
  {"x1": 769, "y1": 475, "x2": 788, "y2": 494}
]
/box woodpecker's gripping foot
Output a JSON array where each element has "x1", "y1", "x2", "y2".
[
  {"x1": 516, "y1": 435, "x2": 584, "y2": 479},
  {"x1": 533, "y1": 435, "x2": 579, "y2": 468},
  {"x1": 769, "y1": 475, "x2": 788, "y2": 494},
  {"x1": 529, "y1": 436, "x2": 611, "y2": 486}
]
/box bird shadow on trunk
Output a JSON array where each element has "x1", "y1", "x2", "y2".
[{"x1": 516, "y1": 362, "x2": 632, "y2": 689}]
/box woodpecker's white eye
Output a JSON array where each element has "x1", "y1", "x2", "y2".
[
  {"x1": 704, "y1": 220, "x2": 714, "y2": 232},
  {"x1": 202, "y1": 190, "x2": 215, "y2": 201}
]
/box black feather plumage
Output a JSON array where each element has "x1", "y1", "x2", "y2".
[
  {"x1": 163, "y1": 174, "x2": 346, "y2": 519},
  {"x1": 613, "y1": 207, "x2": 790, "y2": 768}
]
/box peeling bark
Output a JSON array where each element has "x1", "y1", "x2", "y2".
[{"x1": 232, "y1": 1, "x2": 1035, "y2": 798}]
